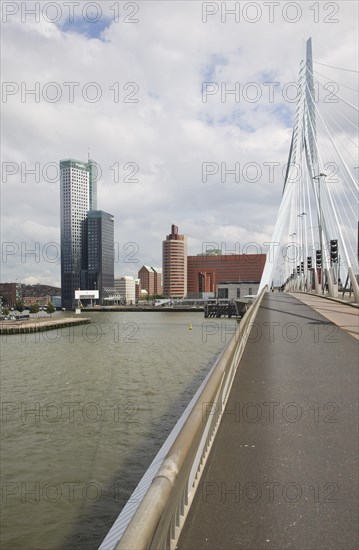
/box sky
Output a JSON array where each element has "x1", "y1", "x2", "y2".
[{"x1": 1, "y1": 0, "x2": 358, "y2": 286}]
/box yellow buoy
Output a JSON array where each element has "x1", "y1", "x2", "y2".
[{"x1": 189, "y1": 324, "x2": 192, "y2": 330}]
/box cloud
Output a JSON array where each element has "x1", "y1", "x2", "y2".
[{"x1": 1, "y1": 1, "x2": 358, "y2": 286}]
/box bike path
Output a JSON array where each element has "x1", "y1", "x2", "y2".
[{"x1": 177, "y1": 293, "x2": 358, "y2": 550}]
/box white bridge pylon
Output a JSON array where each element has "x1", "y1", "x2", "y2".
[{"x1": 260, "y1": 37, "x2": 359, "y2": 303}]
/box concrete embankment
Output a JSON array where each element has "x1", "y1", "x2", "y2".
[{"x1": 0, "y1": 317, "x2": 91, "y2": 335}]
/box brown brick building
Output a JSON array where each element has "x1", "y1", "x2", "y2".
[
  {"x1": 0, "y1": 283, "x2": 22, "y2": 306},
  {"x1": 187, "y1": 254, "x2": 266, "y2": 296},
  {"x1": 138, "y1": 266, "x2": 163, "y2": 296}
]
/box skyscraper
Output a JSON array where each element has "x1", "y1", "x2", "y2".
[
  {"x1": 162, "y1": 224, "x2": 187, "y2": 298},
  {"x1": 84, "y1": 210, "x2": 114, "y2": 303},
  {"x1": 60, "y1": 158, "x2": 102, "y2": 308}
]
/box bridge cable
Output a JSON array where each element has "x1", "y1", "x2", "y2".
[
  {"x1": 305, "y1": 91, "x2": 356, "y2": 269},
  {"x1": 314, "y1": 61, "x2": 359, "y2": 73},
  {"x1": 307, "y1": 67, "x2": 359, "y2": 113},
  {"x1": 312, "y1": 68, "x2": 359, "y2": 93},
  {"x1": 305, "y1": 81, "x2": 359, "y2": 192}
]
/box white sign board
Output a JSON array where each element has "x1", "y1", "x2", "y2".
[{"x1": 75, "y1": 290, "x2": 99, "y2": 299}]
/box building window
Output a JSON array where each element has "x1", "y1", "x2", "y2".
[
  {"x1": 248, "y1": 288, "x2": 253, "y2": 295},
  {"x1": 236, "y1": 288, "x2": 241, "y2": 298},
  {"x1": 218, "y1": 288, "x2": 228, "y2": 299}
]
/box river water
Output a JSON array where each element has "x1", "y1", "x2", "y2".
[{"x1": 1, "y1": 311, "x2": 236, "y2": 549}]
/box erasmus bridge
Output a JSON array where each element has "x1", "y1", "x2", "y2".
[{"x1": 100, "y1": 38, "x2": 359, "y2": 550}]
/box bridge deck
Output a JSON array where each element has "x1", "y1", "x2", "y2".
[{"x1": 177, "y1": 292, "x2": 358, "y2": 550}]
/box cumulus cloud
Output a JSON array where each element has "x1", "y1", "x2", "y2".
[{"x1": 1, "y1": 0, "x2": 358, "y2": 285}]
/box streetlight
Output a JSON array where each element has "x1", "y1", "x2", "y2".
[
  {"x1": 289, "y1": 233, "x2": 296, "y2": 265},
  {"x1": 298, "y1": 213, "x2": 307, "y2": 286},
  {"x1": 313, "y1": 173, "x2": 327, "y2": 291},
  {"x1": 288, "y1": 233, "x2": 297, "y2": 289},
  {"x1": 297, "y1": 213, "x2": 307, "y2": 257}
]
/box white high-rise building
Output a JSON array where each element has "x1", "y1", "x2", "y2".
[{"x1": 60, "y1": 158, "x2": 97, "y2": 308}]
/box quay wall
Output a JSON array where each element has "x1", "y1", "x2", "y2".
[{"x1": 0, "y1": 317, "x2": 91, "y2": 335}]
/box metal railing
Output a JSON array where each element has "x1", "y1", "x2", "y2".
[
  {"x1": 101, "y1": 285, "x2": 268, "y2": 550},
  {"x1": 285, "y1": 266, "x2": 359, "y2": 304}
]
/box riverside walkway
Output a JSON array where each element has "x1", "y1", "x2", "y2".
[{"x1": 177, "y1": 292, "x2": 358, "y2": 550}]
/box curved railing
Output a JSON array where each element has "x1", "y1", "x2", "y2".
[{"x1": 100, "y1": 286, "x2": 268, "y2": 550}]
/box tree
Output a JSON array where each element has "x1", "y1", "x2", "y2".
[
  {"x1": 29, "y1": 303, "x2": 40, "y2": 316},
  {"x1": 15, "y1": 301, "x2": 24, "y2": 313},
  {"x1": 46, "y1": 302, "x2": 55, "y2": 316},
  {"x1": 3, "y1": 308, "x2": 9, "y2": 317}
]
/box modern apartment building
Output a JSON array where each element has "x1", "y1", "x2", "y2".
[
  {"x1": 84, "y1": 210, "x2": 114, "y2": 304},
  {"x1": 162, "y1": 224, "x2": 187, "y2": 298},
  {"x1": 114, "y1": 276, "x2": 136, "y2": 304}
]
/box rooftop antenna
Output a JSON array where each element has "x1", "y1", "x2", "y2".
[{"x1": 88, "y1": 147, "x2": 90, "y2": 161}]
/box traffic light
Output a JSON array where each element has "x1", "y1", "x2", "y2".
[
  {"x1": 300, "y1": 261, "x2": 304, "y2": 273},
  {"x1": 330, "y1": 239, "x2": 338, "y2": 263},
  {"x1": 316, "y1": 250, "x2": 322, "y2": 267},
  {"x1": 307, "y1": 256, "x2": 312, "y2": 269},
  {"x1": 296, "y1": 265, "x2": 300, "y2": 274}
]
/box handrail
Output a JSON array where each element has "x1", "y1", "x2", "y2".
[{"x1": 108, "y1": 285, "x2": 268, "y2": 550}]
